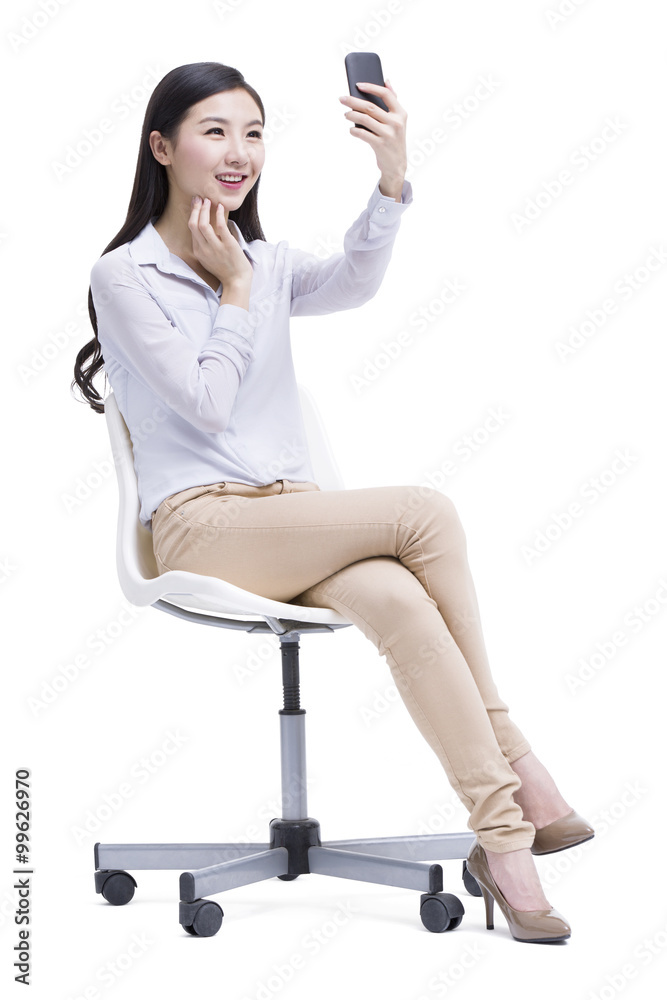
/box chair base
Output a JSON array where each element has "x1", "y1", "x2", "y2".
[
  {"x1": 94, "y1": 822, "x2": 476, "y2": 935},
  {"x1": 93, "y1": 628, "x2": 479, "y2": 935}
]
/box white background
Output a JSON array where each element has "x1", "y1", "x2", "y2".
[{"x1": 2, "y1": 0, "x2": 666, "y2": 997}]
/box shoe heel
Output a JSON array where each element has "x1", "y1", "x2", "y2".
[{"x1": 480, "y1": 885, "x2": 495, "y2": 930}]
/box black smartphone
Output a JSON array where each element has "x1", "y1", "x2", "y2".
[{"x1": 344, "y1": 52, "x2": 388, "y2": 132}]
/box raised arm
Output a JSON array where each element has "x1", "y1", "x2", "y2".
[
  {"x1": 288, "y1": 79, "x2": 411, "y2": 316},
  {"x1": 287, "y1": 180, "x2": 413, "y2": 316}
]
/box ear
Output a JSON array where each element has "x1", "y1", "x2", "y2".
[{"x1": 149, "y1": 130, "x2": 171, "y2": 166}]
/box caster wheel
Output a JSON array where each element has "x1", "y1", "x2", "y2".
[
  {"x1": 462, "y1": 860, "x2": 482, "y2": 897},
  {"x1": 99, "y1": 871, "x2": 136, "y2": 906},
  {"x1": 277, "y1": 873, "x2": 299, "y2": 881},
  {"x1": 181, "y1": 900, "x2": 224, "y2": 937},
  {"x1": 420, "y1": 892, "x2": 464, "y2": 933}
]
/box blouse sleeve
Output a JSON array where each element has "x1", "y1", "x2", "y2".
[
  {"x1": 287, "y1": 179, "x2": 413, "y2": 316},
  {"x1": 90, "y1": 256, "x2": 255, "y2": 434}
]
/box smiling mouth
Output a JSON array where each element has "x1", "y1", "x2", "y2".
[{"x1": 216, "y1": 174, "x2": 247, "y2": 188}]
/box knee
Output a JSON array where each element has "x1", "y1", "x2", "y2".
[
  {"x1": 401, "y1": 484, "x2": 466, "y2": 540},
  {"x1": 304, "y1": 556, "x2": 435, "y2": 627}
]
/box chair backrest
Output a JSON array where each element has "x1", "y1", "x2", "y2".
[
  {"x1": 105, "y1": 387, "x2": 346, "y2": 598},
  {"x1": 294, "y1": 384, "x2": 346, "y2": 493}
]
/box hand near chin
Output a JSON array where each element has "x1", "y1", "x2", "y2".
[{"x1": 188, "y1": 196, "x2": 253, "y2": 288}]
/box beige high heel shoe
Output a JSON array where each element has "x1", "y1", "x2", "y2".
[
  {"x1": 466, "y1": 843, "x2": 571, "y2": 943},
  {"x1": 531, "y1": 810, "x2": 595, "y2": 855}
]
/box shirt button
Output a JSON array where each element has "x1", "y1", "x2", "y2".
[{"x1": 378, "y1": 206, "x2": 386, "y2": 213}]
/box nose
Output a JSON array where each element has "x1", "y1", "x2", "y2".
[{"x1": 224, "y1": 134, "x2": 249, "y2": 166}]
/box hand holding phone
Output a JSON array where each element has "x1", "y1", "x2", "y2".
[
  {"x1": 341, "y1": 53, "x2": 408, "y2": 198},
  {"x1": 344, "y1": 52, "x2": 388, "y2": 132}
]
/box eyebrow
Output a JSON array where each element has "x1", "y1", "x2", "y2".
[{"x1": 198, "y1": 116, "x2": 263, "y2": 127}]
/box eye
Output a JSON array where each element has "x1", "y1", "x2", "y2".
[{"x1": 204, "y1": 128, "x2": 263, "y2": 138}]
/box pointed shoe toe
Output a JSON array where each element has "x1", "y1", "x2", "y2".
[
  {"x1": 466, "y1": 843, "x2": 571, "y2": 944},
  {"x1": 508, "y1": 907, "x2": 571, "y2": 944},
  {"x1": 531, "y1": 810, "x2": 595, "y2": 856}
]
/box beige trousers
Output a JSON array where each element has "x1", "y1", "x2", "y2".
[{"x1": 151, "y1": 478, "x2": 535, "y2": 852}]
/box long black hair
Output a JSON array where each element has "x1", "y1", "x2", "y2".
[{"x1": 72, "y1": 62, "x2": 266, "y2": 413}]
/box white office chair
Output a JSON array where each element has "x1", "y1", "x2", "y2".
[{"x1": 93, "y1": 388, "x2": 477, "y2": 937}]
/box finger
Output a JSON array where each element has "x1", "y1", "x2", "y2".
[
  {"x1": 188, "y1": 195, "x2": 211, "y2": 234},
  {"x1": 343, "y1": 99, "x2": 391, "y2": 128},
  {"x1": 215, "y1": 203, "x2": 234, "y2": 242},
  {"x1": 355, "y1": 80, "x2": 399, "y2": 111},
  {"x1": 344, "y1": 108, "x2": 391, "y2": 135},
  {"x1": 341, "y1": 89, "x2": 392, "y2": 115},
  {"x1": 349, "y1": 124, "x2": 377, "y2": 144},
  {"x1": 195, "y1": 198, "x2": 221, "y2": 238},
  {"x1": 188, "y1": 195, "x2": 204, "y2": 229}
]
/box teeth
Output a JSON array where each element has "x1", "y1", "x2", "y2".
[{"x1": 217, "y1": 175, "x2": 244, "y2": 182}]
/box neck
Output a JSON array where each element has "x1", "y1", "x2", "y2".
[{"x1": 154, "y1": 199, "x2": 232, "y2": 259}]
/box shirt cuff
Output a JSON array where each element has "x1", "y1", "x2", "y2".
[
  {"x1": 212, "y1": 301, "x2": 255, "y2": 342},
  {"x1": 367, "y1": 179, "x2": 413, "y2": 221}
]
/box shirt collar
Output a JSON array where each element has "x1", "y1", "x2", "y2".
[{"x1": 128, "y1": 215, "x2": 258, "y2": 276}]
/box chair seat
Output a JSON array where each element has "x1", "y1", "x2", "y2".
[{"x1": 136, "y1": 565, "x2": 350, "y2": 626}]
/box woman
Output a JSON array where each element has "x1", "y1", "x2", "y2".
[{"x1": 73, "y1": 61, "x2": 593, "y2": 943}]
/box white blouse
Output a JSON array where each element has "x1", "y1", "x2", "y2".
[{"x1": 90, "y1": 179, "x2": 413, "y2": 527}]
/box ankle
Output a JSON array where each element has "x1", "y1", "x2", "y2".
[
  {"x1": 510, "y1": 752, "x2": 571, "y2": 829},
  {"x1": 485, "y1": 847, "x2": 551, "y2": 912}
]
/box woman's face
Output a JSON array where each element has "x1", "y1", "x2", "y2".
[{"x1": 159, "y1": 88, "x2": 265, "y2": 219}]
